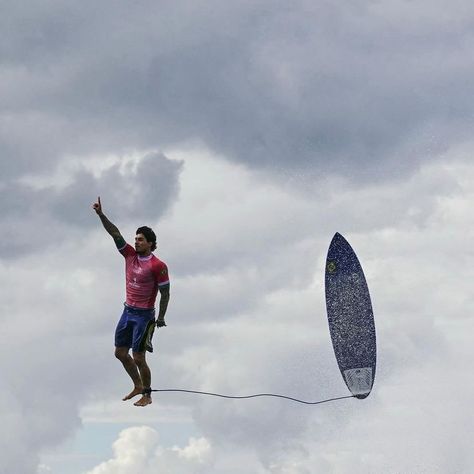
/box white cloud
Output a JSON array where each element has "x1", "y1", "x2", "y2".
[
  {"x1": 85, "y1": 427, "x2": 213, "y2": 474},
  {"x1": 0, "y1": 145, "x2": 471, "y2": 473}
]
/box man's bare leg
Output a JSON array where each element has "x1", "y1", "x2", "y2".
[
  {"x1": 115, "y1": 347, "x2": 143, "y2": 400},
  {"x1": 132, "y1": 351, "x2": 152, "y2": 407}
]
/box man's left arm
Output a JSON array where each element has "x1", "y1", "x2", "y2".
[{"x1": 156, "y1": 284, "x2": 170, "y2": 327}]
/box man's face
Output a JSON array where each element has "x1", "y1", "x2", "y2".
[{"x1": 135, "y1": 233, "x2": 152, "y2": 254}]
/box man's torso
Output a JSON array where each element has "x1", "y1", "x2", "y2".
[{"x1": 119, "y1": 243, "x2": 169, "y2": 309}]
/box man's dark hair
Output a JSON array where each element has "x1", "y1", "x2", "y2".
[{"x1": 136, "y1": 226, "x2": 157, "y2": 251}]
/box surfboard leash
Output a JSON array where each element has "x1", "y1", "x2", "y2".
[{"x1": 144, "y1": 388, "x2": 355, "y2": 405}]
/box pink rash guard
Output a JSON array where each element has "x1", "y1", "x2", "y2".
[{"x1": 118, "y1": 243, "x2": 170, "y2": 309}]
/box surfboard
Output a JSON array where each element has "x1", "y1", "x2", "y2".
[{"x1": 325, "y1": 233, "x2": 376, "y2": 399}]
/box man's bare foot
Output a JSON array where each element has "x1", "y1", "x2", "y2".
[
  {"x1": 122, "y1": 387, "x2": 144, "y2": 401},
  {"x1": 134, "y1": 395, "x2": 152, "y2": 407}
]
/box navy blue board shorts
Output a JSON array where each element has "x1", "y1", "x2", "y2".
[{"x1": 115, "y1": 304, "x2": 156, "y2": 353}]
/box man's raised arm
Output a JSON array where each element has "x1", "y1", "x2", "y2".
[{"x1": 92, "y1": 197, "x2": 126, "y2": 247}]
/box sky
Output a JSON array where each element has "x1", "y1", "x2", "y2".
[{"x1": 1, "y1": 0, "x2": 474, "y2": 473}]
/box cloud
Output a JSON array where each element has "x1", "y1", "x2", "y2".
[
  {"x1": 3, "y1": 0, "x2": 474, "y2": 183},
  {"x1": 158, "y1": 153, "x2": 474, "y2": 472},
  {"x1": 1, "y1": 146, "x2": 472, "y2": 474},
  {"x1": 1, "y1": 2, "x2": 473, "y2": 472},
  {"x1": 0, "y1": 151, "x2": 182, "y2": 257},
  {"x1": 0, "y1": 152, "x2": 183, "y2": 473},
  {"x1": 85, "y1": 426, "x2": 213, "y2": 474},
  {"x1": 48, "y1": 153, "x2": 468, "y2": 474},
  {"x1": 51, "y1": 152, "x2": 182, "y2": 227}
]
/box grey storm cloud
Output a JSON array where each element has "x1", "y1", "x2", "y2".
[
  {"x1": 2, "y1": 0, "x2": 474, "y2": 182},
  {"x1": 0, "y1": 152, "x2": 182, "y2": 257},
  {"x1": 51, "y1": 152, "x2": 183, "y2": 226}
]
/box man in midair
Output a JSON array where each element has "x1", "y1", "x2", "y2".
[{"x1": 93, "y1": 197, "x2": 170, "y2": 407}]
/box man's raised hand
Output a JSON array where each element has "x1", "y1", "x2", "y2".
[{"x1": 93, "y1": 196, "x2": 102, "y2": 215}]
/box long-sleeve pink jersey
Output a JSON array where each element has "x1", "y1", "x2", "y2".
[{"x1": 119, "y1": 243, "x2": 170, "y2": 309}]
